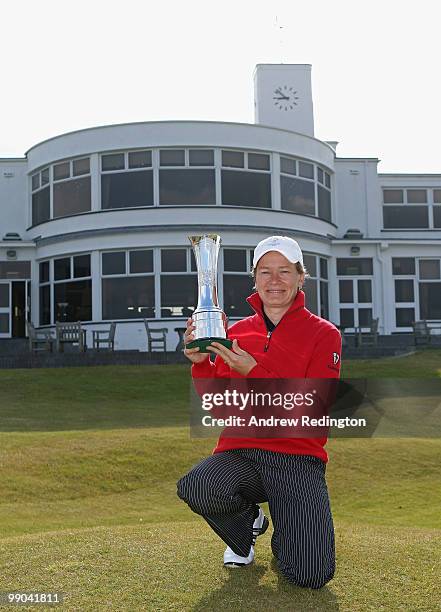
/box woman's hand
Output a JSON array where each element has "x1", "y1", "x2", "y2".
[
  {"x1": 207, "y1": 339, "x2": 257, "y2": 376},
  {"x1": 183, "y1": 317, "x2": 209, "y2": 364}
]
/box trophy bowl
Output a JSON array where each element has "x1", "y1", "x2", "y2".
[{"x1": 186, "y1": 234, "x2": 233, "y2": 353}]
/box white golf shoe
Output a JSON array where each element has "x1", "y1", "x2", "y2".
[{"x1": 223, "y1": 507, "x2": 269, "y2": 567}]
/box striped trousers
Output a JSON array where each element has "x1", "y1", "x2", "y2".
[{"x1": 177, "y1": 448, "x2": 335, "y2": 589}]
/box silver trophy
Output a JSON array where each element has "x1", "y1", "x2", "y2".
[{"x1": 186, "y1": 234, "x2": 232, "y2": 353}]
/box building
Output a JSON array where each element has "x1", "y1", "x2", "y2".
[{"x1": 0, "y1": 64, "x2": 440, "y2": 350}]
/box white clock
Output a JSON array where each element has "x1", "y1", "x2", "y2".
[{"x1": 273, "y1": 85, "x2": 299, "y2": 111}]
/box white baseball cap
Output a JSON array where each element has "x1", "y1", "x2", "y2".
[{"x1": 253, "y1": 236, "x2": 304, "y2": 268}]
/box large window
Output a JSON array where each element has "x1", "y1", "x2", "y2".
[
  {"x1": 382, "y1": 187, "x2": 441, "y2": 229},
  {"x1": 280, "y1": 157, "x2": 332, "y2": 221},
  {"x1": 159, "y1": 149, "x2": 215, "y2": 205},
  {"x1": 222, "y1": 248, "x2": 254, "y2": 318},
  {"x1": 102, "y1": 249, "x2": 155, "y2": 319},
  {"x1": 160, "y1": 249, "x2": 197, "y2": 317},
  {"x1": 31, "y1": 167, "x2": 50, "y2": 225},
  {"x1": 221, "y1": 151, "x2": 271, "y2": 208},
  {"x1": 392, "y1": 256, "x2": 441, "y2": 326},
  {"x1": 39, "y1": 261, "x2": 51, "y2": 325},
  {"x1": 101, "y1": 151, "x2": 153, "y2": 209},
  {"x1": 303, "y1": 254, "x2": 329, "y2": 317},
  {"x1": 52, "y1": 254, "x2": 92, "y2": 322},
  {"x1": 53, "y1": 158, "x2": 91, "y2": 218},
  {"x1": 418, "y1": 259, "x2": 441, "y2": 320}
]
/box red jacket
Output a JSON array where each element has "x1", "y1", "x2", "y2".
[{"x1": 192, "y1": 290, "x2": 342, "y2": 462}]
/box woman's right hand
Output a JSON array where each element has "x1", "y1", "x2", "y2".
[{"x1": 183, "y1": 317, "x2": 209, "y2": 364}]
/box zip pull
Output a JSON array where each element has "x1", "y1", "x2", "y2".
[{"x1": 264, "y1": 331, "x2": 272, "y2": 352}]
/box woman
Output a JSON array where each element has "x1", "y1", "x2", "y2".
[{"x1": 177, "y1": 236, "x2": 341, "y2": 589}]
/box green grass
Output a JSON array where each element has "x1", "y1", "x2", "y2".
[{"x1": 0, "y1": 351, "x2": 440, "y2": 610}]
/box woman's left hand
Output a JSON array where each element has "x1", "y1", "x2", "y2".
[{"x1": 207, "y1": 339, "x2": 257, "y2": 376}]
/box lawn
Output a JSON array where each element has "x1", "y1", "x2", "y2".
[{"x1": 0, "y1": 350, "x2": 440, "y2": 611}]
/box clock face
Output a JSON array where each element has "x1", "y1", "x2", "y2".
[{"x1": 273, "y1": 85, "x2": 299, "y2": 110}]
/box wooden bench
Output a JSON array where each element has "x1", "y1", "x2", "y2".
[
  {"x1": 56, "y1": 322, "x2": 87, "y2": 352},
  {"x1": 26, "y1": 321, "x2": 55, "y2": 353}
]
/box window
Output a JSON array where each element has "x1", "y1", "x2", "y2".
[
  {"x1": 280, "y1": 176, "x2": 314, "y2": 215},
  {"x1": 73, "y1": 255, "x2": 91, "y2": 278},
  {"x1": 248, "y1": 153, "x2": 270, "y2": 171},
  {"x1": 337, "y1": 259, "x2": 373, "y2": 276},
  {"x1": 339, "y1": 280, "x2": 353, "y2": 303},
  {"x1": 53, "y1": 254, "x2": 92, "y2": 322},
  {"x1": 392, "y1": 258, "x2": 415, "y2": 275},
  {"x1": 160, "y1": 149, "x2": 185, "y2": 166},
  {"x1": 317, "y1": 186, "x2": 331, "y2": 221},
  {"x1": 102, "y1": 277, "x2": 155, "y2": 319},
  {"x1": 159, "y1": 169, "x2": 215, "y2": 205},
  {"x1": 55, "y1": 280, "x2": 92, "y2": 322},
  {"x1": 129, "y1": 250, "x2": 153, "y2": 274},
  {"x1": 102, "y1": 154, "x2": 125, "y2": 171},
  {"x1": 223, "y1": 275, "x2": 254, "y2": 317},
  {"x1": 102, "y1": 171, "x2": 153, "y2": 209},
  {"x1": 160, "y1": 248, "x2": 197, "y2": 317},
  {"x1": 129, "y1": 151, "x2": 152, "y2": 169},
  {"x1": 396, "y1": 308, "x2": 415, "y2": 327},
  {"x1": 189, "y1": 149, "x2": 214, "y2": 166},
  {"x1": 383, "y1": 189, "x2": 403, "y2": 203},
  {"x1": 161, "y1": 249, "x2": 186, "y2": 272},
  {"x1": 54, "y1": 258, "x2": 71, "y2": 281},
  {"x1": 337, "y1": 259, "x2": 373, "y2": 329},
  {"x1": 419, "y1": 260, "x2": 440, "y2": 280},
  {"x1": 419, "y1": 283, "x2": 441, "y2": 319},
  {"x1": 395, "y1": 280, "x2": 414, "y2": 302},
  {"x1": 221, "y1": 248, "x2": 254, "y2": 318},
  {"x1": 54, "y1": 162, "x2": 70, "y2": 180},
  {"x1": 222, "y1": 150, "x2": 244, "y2": 168},
  {"x1": 298, "y1": 161, "x2": 314, "y2": 179},
  {"x1": 382, "y1": 187, "x2": 441, "y2": 229},
  {"x1": 280, "y1": 157, "x2": 296, "y2": 175},
  {"x1": 73, "y1": 158, "x2": 90, "y2": 176},
  {"x1": 222, "y1": 170, "x2": 271, "y2": 208},
  {"x1": 224, "y1": 249, "x2": 247, "y2": 272},
  {"x1": 383, "y1": 206, "x2": 429, "y2": 229},
  {"x1": 53, "y1": 177, "x2": 91, "y2": 218},
  {"x1": 32, "y1": 187, "x2": 50, "y2": 225},
  {"x1": 407, "y1": 189, "x2": 427, "y2": 203},
  {"x1": 101, "y1": 249, "x2": 155, "y2": 320},
  {"x1": 102, "y1": 252, "x2": 126, "y2": 276}
]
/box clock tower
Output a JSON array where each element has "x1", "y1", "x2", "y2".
[{"x1": 254, "y1": 64, "x2": 315, "y2": 137}]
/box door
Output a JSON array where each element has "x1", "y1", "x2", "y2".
[
  {"x1": 12, "y1": 281, "x2": 26, "y2": 338},
  {"x1": 0, "y1": 282, "x2": 11, "y2": 338}
]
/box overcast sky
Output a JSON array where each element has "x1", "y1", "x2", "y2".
[{"x1": 1, "y1": 0, "x2": 440, "y2": 173}]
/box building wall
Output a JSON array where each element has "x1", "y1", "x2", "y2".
[{"x1": 0, "y1": 64, "x2": 440, "y2": 346}]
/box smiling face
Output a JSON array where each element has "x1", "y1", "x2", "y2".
[{"x1": 254, "y1": 251, "x2": 304, "y2": 311}]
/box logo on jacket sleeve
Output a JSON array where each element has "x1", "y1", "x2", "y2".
[{"x1": 332, "y1": 352, "x2": 340, "y2": 365}]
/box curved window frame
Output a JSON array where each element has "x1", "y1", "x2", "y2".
[{"x1": 29, "y1": 148, "x2": 334, "y2": 226}]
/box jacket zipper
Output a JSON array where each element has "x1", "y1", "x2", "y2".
[{"x1": 264, "y1": 330, "x2": 272, "y2": 352}]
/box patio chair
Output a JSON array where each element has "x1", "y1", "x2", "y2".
[
  {"x1": 92, "y1": 322, "x2": 117, "y2": 351},
  {"x1": 412, "y1": 320, "x2": 431, "y2": 346},
  {"x1": 26, "y1": 320, "x2": 55, "y2": 352},
  {"x1": 144, "y1": 320, "x2": 168, "y2": 354},
  {"x1": 356, "y1": 317, "x2": 379, "y2": 347}
]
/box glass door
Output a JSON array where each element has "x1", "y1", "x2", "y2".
[{"x1": 0, "y1": 282, "x2": 11, "y2": 338}]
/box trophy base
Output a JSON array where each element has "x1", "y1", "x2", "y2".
[{"x1": 186, "y1": 337, "x2": 233, "y2": 353}]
